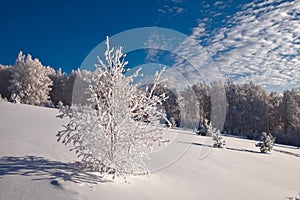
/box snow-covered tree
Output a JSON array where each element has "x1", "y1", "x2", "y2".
[
  {"x1": 210, "y1": 80, "x2": 227, "y2": 131},
  {"x1": 152, "y1": 86, "x2": 180, "y2": 127},
  {"x1": 178, "y1": 86, "x2": 200, "y2": 129},
  {"x1": 57, "y1": 37, "x2": 168, "y2": 178},
  {"x1": 192, "y1": 82, "x2": 211, "y2": 124},
  {"x1": 255, "y1": 132, "x2": 275, "y2": 153},
  {"x1": 267, "y1": 91, "x2": 282, "y2": 132},
  {"x1": 212, "y1": 131, "x2": 226, "y2": 148},
  {"x1": 0, "y1": 64, "x2": 13, "y2": 100},
  {"x1": 197, "y1": 119, "x2": 209, "y2": 136},
  {"x1": 242, "y1": 82, "x2": 269, "y2": 139},
  {"x1": 49, "y1": 68, "x2": 67, "y2": 106},
  {"x1": 207, "y1": 122, "x2": 225, "y2": 148},
  {"x1": 197, "y1": 118, "x2": 225, "y2": 148},
  {"x1": 9, "y1": 52, "x2": 53, "y2": 105},
  {"x1": 62, "y1": 70, "x2": 78, "y2": 106},
  {"x1": 224, "y1": 80, "x2": 269, "y2": 139}
]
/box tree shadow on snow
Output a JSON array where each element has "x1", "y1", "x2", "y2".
[
  {"x1": 0, "y1": 156, "x2": 112, "y2": 185},
  {"x1": 273, "y1": 149, "x2": 300, "y2": 158},
  {"x1": 225, "y1": 147, "x2": 261, "y2": 154},
  {"x1": 184, "y1": 142, "x2": 262, "y2": 154},
  {"x1": 190, "y1": 142, "x2": 214, "y2": 148},
  {"x1": 177, "y1": 141, "x2": 214, "y2": 148}
]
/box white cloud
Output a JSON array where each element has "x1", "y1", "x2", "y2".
[
  {"x1": 151, "y1": 0, "x2": 300, "y2": 91},
  {"x1": 214, "y1": 1, "x2": 223, "y2": 6},
  {"x1": 143, "y1": 25, "x2": 221, "y2": 89},
  {"x1": 158, "y1": 5, "x2": 185, "y2": 15},
  {"x1": 201, "y1": 0, "x2": 300, "y2": 90},
  {"x1": 158, "y1": 8, "x2": 167, "y2": 14}
]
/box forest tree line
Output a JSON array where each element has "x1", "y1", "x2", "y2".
[{"x1": 0, "y1": 52, "x2": 299, "y2": 146}]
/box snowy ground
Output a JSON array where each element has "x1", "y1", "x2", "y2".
[{"x1": 1, "y1": 102, "x2": 300, "y2": 200}]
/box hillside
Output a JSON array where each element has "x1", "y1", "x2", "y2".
[{"x1": 0, "y1": 102, "x2": 300, "y2": 200}]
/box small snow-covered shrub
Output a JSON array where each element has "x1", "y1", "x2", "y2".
[
  {"x1": 205, "y1": 120, "x2": 225, "y2": 148},
  {"x1": 212, "y1": 131, "x2": 226, "y2": 148},
  {"x1": 288, "y1": 193, "x2": 300, "y2": 200},
  {"x1": 255, "y1": 132, "x2": 275, "y2": 153},
  {"x1": 57, "y1": 37, "x2": 168, "y2": 178}
]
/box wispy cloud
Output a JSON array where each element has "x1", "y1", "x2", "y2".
[
  {"x1": 157, "y1": 0, "x2": 186, "y2": 17},
  {"x1": 214, "y1": 1, "x2": 223, "y2": 6},
  {"x1": 150, "y1": 0, "x2": 300, "y2": 91},
  {"x1": 143, "y1": 26, "x2": 222, "y2": 89},
  {"x1": 158, "y1": 4, "x2": 185, "y2": 15},
  {"x1": 202, "y1": 0, "x2": 300, "y2": 90}
]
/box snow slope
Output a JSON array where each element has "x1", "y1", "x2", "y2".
[{"x1": 1, "y1": 102, "x2": 300, "y2": 200}]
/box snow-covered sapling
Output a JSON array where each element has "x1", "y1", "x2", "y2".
[
  {"x1": 197, "y1": 119, "x2": 210, "y2": 136},
  {"x1": 212, "y1": 131, "x2": 226, "y2": 148},
  {"x1": 211, "y1": 129, "x2": 226, "y2": 148},
  {"x1": 202, "y1": 120, "x2": 225, "y2": 148},
  {"x1": 255, "y1": 132, "x2": 275, "y2": 153},
  {"x1": 57, "y1": 37, "x2": 168, "y2": 178},
  {"x1": 205, "y1": 121, "x2": 225, "y2": 148}
]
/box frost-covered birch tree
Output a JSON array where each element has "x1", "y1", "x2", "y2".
[
  {"x1": 178, "y1": 86, "x2": 200, "y2": 129},
  {"x1": 57, "y1": 37, "x2": 168, "y2": 178}
]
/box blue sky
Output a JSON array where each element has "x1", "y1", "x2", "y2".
[
  {"x1": 1, "y1": 0, "x2": 299, "y2": 92},
  {"x1": 0, "y1": 0, "x2": 250, "y2": 72}
]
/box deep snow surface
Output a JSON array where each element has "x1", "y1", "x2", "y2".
[{"x1": 1, "y1": 102, "x2": 300, "y2": 200}]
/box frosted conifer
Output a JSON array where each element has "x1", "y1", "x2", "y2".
[
  {"x1": 212, "y1": 131, "x2": 226, "y2": 148},
  {"x1": 206, "y1": 121, "x2": 225, "y2": 148},
  {"x1": 256, "y1": 132, "x2": 275, "y2": 153}
]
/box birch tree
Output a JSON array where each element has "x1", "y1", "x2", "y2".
[{"x1": 57, "y1": 37, "x2": 168, "y2": 178}]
